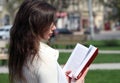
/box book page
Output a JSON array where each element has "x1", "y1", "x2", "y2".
[
  {"x1": 74, "y1": 45, "x2": 97, "y2": 78},
  {"x1": 63, "y1": 43, "x2": 89, "y2": 78}
]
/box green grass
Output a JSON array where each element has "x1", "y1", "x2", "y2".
[
  {"x1": 0, "y1": 74, "x2": 9, "y2": 83},
  {"x1": 85, "y1": 39, "x2": 120, "y2": 50},
  {"x1": 58, "y1": 52, "x2": 71, "y2": 64},
  {"x1": 97, "y1": 46, "x2": 120, "y2": 50},
  {"x1": 1, "y1": 70, "x2": 120, "y2": 83},
  {"x1": 85, "y1": 39, "x2": 120, "y2": 46},
  {"x1": 58, "y1": 53, "x2": 120, "y2": 64},
  {"x1": 93, "y1": 54, "x2": 120, "y2": 63},
  {"x1": 51, "y1": 39, "x2": 120, "y2": 50},
  {"x1": 86, "y1": 70, "x2": 120, "y2": 83}
]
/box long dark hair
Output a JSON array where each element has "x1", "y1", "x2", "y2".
[{"x1": 8, "y1": 0, "x2": 56, "y2": 82}]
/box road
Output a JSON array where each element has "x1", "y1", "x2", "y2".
[{"x1": 87, "y1": 30, "x2": 120, "y2": 40}]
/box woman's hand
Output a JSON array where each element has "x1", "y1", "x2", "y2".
[
  {"x1": 76, "y1": 67, "x2": 89, "y2": 83},
  {"x1": 65, "y1": 70, "x2": 72, "y2": 83},
  {"x1": 65, "y1": 67, "x2": 89, "y2": 83}
]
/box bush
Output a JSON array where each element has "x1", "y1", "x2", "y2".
[{"x1": 103, "y1": 40, "x2": 119, "y2": 46}]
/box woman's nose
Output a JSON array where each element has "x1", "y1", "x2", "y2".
[{"x1": 52, "y1": 25, "x2": 56, "y2": 30}]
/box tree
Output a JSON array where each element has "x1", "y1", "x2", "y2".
[
  {"x1": 5, "y1": 0, "x2": 72, "y2": 24},
  {"x1": 108, "y1": 0, "x2": 120, "y2": 21},
  {"x1": 44, "y1": 0, "x2": 70, "y2": 11},
  {"x1": 5, "y1": 0, "x2": 23, "y2": 24},
  {"x1": 100, "y1": 0, "x2": 120, "y2": 21}
]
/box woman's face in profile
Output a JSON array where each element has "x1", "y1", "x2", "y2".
[{"x1": 43, "y1": 23, "x2": 56, "y2": 40}]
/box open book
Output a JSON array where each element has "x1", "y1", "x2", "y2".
[{"x1": 63, "y1": 43, "x2": 98, "y2": 79}]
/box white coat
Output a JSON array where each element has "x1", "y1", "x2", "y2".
[{"x1": 15, "y1": 42, "x2": 67, "y2": 83}]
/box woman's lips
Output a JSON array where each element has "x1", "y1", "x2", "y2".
[{"x1": 49, "y1": 33, "x2": 53, "y2": 37}]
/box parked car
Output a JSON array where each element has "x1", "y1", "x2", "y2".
[
  {"x1": 56, "y1": 28, "x2": 73, "y2": 34},
  {"x1": 0, "y1": 25, "x2": 12, "y2": 40}
]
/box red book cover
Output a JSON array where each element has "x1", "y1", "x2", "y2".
[{"x1": 77, "y1": 48, "x2": 98, "y2": 79}]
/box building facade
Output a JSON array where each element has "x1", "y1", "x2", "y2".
[
  {"x1": 0, "y1": 0, "x2": 10, "y2": 26},
  {"x1": 66, "y1": 0, "x2": 104, "y2": 31},
  {"x1": 0, "y1": 0, "x2": 108, "y2": 31}
]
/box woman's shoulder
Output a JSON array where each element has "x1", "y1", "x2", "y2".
[{"x1": 39, "y1": 42, "x2": 59, "y2": 60}]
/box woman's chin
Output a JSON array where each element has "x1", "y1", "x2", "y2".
[{"x1": 44, "y1": 37, "x2": 50, "y2": 40}]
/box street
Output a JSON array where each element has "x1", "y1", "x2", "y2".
[{"x1": 87, "y1": 30, "x2": 120, "y2": 40}]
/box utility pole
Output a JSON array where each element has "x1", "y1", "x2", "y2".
[{"x1": 88, "y1": 0, "x2": 94, "y2": 40}]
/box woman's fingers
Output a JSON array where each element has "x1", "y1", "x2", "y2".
[
  {"x1": 77, "y1": 67, "x2": 89, "y2": 79},
  {"x1": 76, "y1": 67, "x2": 89, "y2": 83},
  {"x1": 65, "y1": 70, "x2": 72, "y2": 83},
  {"x1": 65, "y1": 70, "x2": 71, "y2": 76}
]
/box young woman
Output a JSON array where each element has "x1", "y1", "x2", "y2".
[{"x1": 8, "y1": 0, "x2": 88, "y2": 83}]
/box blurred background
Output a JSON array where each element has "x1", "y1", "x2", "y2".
[
  {"x1": 0, "y1": 0, "x2": 120, "y2": 83},
  {"x1": 1, "y1": 0, "x2": 120, "y2": 40}
]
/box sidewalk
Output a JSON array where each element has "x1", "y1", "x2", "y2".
[
  {"x1": 90, "y1": 63, "x2": 120, "y2": 70},
  {"x1": 0, "y1": 63, "x2": 120, "y2": 73},
  {"x1": 58, "y1": 49, "x2": 120, "y2": 54}
]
